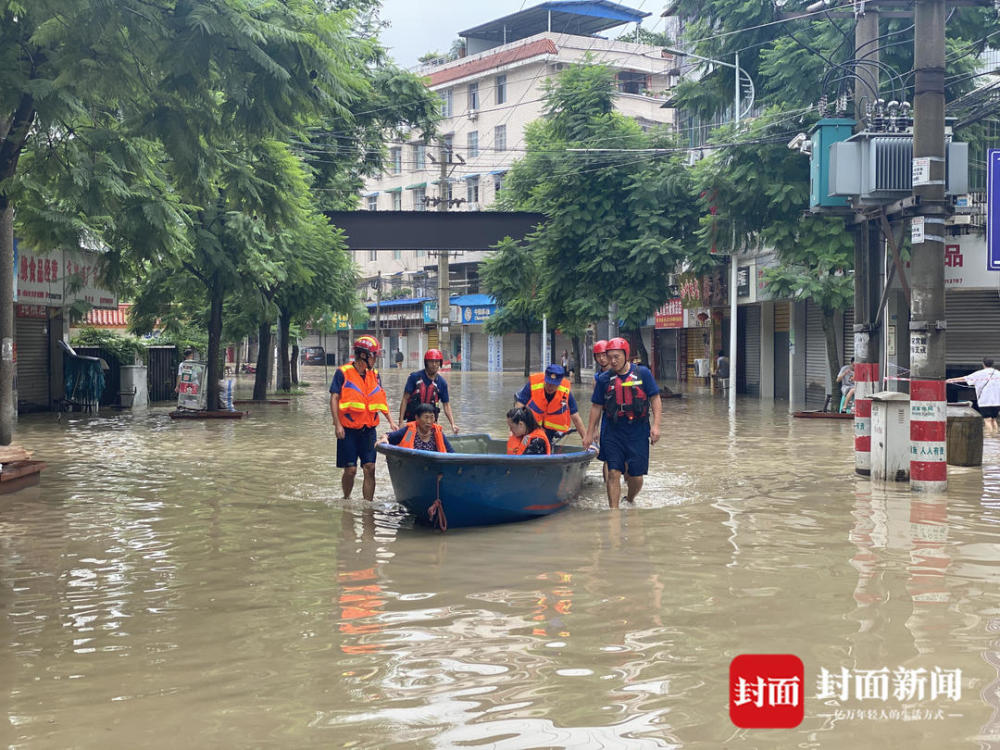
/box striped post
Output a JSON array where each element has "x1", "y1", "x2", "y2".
[
  {"x1": 853, "y1": 362, "x2": 879, "y2": 476},
  {"x1": 910, "y1": 379, "x2": 947, "y2": 491}
]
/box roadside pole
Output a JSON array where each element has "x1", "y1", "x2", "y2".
[
  {"x1": 852, "y1": 3, "x2": 881, "y2": 476},
  {"x1": 375, "y1": 270, "x2": 382, "y2": 368},
  {"x1": 0, "y1": 204, "x2": 12, "y2": 444},
  {"x1": 437, "y1": 140, "x2": 451, "y2": 360},
  {"x1": 909, "y1": 0, "x2": 949, "y2": 491}
]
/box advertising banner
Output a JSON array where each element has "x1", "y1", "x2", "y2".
[{"x1": 177, "y1": 361, "x2": 207, "y2": 410}]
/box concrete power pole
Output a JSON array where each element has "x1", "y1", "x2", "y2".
[
  {"x1": 852, "y1": 2, "x2": 882, "y2": 477},
  {"x1": 909, "y1": 0, "x2": 949, "y2": 491},
  {"x1": 437, "y1": 140, "x2": 451, "y2": 359}
]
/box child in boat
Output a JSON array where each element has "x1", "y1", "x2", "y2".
[
  {"x1": 381, "y1": 403, "x2": 455, "y2": 453},
  {"x1": 506, "y1": 407, "x2": 551, "y2": 456}
]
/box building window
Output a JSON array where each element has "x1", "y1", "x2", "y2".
[
  {"x1": 393, "y1": 250, "x2": 402, "y2": 260},
  {"x1": 467, "y1": 130, "x2": 478, "y2": 158},
  {"x1": 392, "y1": 192, "x2": 401, "y2": 210},
  {"x1": 466, "y1": 176, "x2": 479, "y2": 205},
  {"x1": 443, "y1": 133, "x2": 454, "y2": 162},
  {"x1": 439, "y1": 89, "x2": 453, "y2": 117},
  {"x1": 417, "y1": 249, "x2": 425, "y2": 257},
  {"x1": 617, "y1": 71, "x2": 647, "y2": 95},
  {"x1": 496, "y1": 74, "x2": 507, "y2": 104},
  {"x1": 468, "y1": 82, "x2": 479, "y2": 111},
  {"x1": 413, "y1": 187, "x2": 426, "y2": 211},
  {"x1": 390, "y1": 147, "x2": 402, "y2": 174},
  {"x1": 413, "y1": 143, "x2": 426, "y2": 170},
  {"x1": 368, "y1": 250, "x2": 377, "y2": 262},
  {"x1": 494, "y1": 124, "x2": 506, "y2": 152},
  {"x1": 493, "y1": 173, "x2": 503, "y2": 194},
  {"x1": 366, "y1": 195, "x2": 377, "y2": 211}
]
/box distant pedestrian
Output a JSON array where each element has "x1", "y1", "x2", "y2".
[
  {"x1": 561, "y1": 350, "x2": 569, "y2": 371},
  {"x1": 394, "y1": 349, "x2": 404, "y2": 369},
  {"x1": 715, "y1": 350, "x2": 730, "y2": 391},
  {"x1": 399, "y1": 349, "x2": 459, "y2": 433},
  {"x1": 837, "y1": 358, "x2": 856, "y2": 413},
  {"x1": 948, "y1": 357, "x2": 1000, "y2": 435},
  {"x1": 329, "y1": 336, "x2": 397, "y2": 502},
  {"x1": 583, "y1": 337, "x2": 661, "y2": 509}
]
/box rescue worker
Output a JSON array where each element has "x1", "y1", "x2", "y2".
[
  {"x1": 592, "y1": 340, "x2": 610, "y2": 381},
  {"x1": 514, "y1": 364, "x2": 587, "y2": 444},
  {"x1": 582, "y1": 337, "x2": 661, "y2": 508},
  {"x1": 381, "y1": 403, "x2": 455, "y2": 453},
  {"x1": 329, "y1": 335, "x2": 397, "y2": 501},
  {"x1": 506, "y1": 407, "x2": 551, "y2": 455},
  {"x1": 399, "y1": 348, "x2": 459, "y2": 434}
]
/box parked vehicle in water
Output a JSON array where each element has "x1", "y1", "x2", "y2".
[{"x1": 300, "y1": 346, "x2": 326, "y2": 365}]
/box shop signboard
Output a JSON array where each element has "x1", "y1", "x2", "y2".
[
  {"x1": 177, "y1": 361, "x2": 207, "y2": 410},
  {"x1": 458, "y1": 303, "x2": 496, "y2": 325},
  {"x1": 423, "y1": 300, "x2": 437, "y2": 324},
  {"x1": 678, "y1": 269, "x2": 728, "y2": 309},
  {"x1": 737, "y1": 266, "x2": 751, "y2": 298},
  {"x1": 13, "y1": 241, "x2": 118, "y2": 309},
  {"x1": 654, "y1": 298, "x2": 683, "y2": 329}
]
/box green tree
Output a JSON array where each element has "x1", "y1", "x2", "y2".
[
  {"x1": 481, "y1": 238, "x2": 543, "y2": 377},
  {"x1": 670, "y1": 0, "x2": 995, "y2": 397},
  {"x1": 498, "y1": 63, "x2": 698, "y2": 371}
]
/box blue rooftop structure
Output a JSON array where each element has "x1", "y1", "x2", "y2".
[
  {"x1": 365, "y1": 296, "x2": 432, "y2": 309},
  {"x1": 449, "y1": 294, "x2": 496, "y2": 307},
  {"x1": 460, "y1": 1, "x2": 649, "y2": 51}
]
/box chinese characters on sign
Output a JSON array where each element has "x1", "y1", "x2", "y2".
[
  {"x1": 13, "y1": 240, "x2": 118, "y2": 309},
  {"x1": 654, "y1": 298, "x2": 683, "y2": 329},
  {"x1": 737, "y1": 266, "x2": 751, "y2": 298},
  {"x1": 678, "y1": 270, "x2": 728, "y2": 309},
  {"x1": 816, "y1": 667, "x2": 962, "y2": 702}
]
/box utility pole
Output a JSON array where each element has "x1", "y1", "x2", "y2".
[
  {"x1": 0, "y1": 204, "x2": 13, "y2": 444},
  {"x1": 852, "y1": 2, "x2": 882, "y2": 477},
  {"x1": 909, "y1": 0, "x2": 949, "y2": 491},
  {"x1": 374, "y1": 270, "x2": 382, "y2": 367},
  {"x1": 437, "y1": 139, "x2": 451, "y2": 359}
]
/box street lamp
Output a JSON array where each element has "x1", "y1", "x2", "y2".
[{"x1": 664, "y1": 46, "x2": 754, "y2": 413}]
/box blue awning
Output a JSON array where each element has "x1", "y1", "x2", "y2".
[
  {"x1": 460, "y1": 2, "x2": 648, "y2": 46},
  {"x1": 450, "y1": 294, "x2": 496, "y2": 306},
  {"x1": 362, "y1": 191, "x2": 379, "y2": 198},
  {"x1": 487, "y1": 169, "x2": 508, "y2": 175},
  {"x1": 366, "y1": 296, "x2": 433, "y2": 309},
  {"x1": 462, "y1": 173, "x2": 480, "y2": 180}
]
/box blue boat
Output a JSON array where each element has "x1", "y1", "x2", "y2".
[{"x1": 376, "y1": 433, "x2": 596, "y2": 529}]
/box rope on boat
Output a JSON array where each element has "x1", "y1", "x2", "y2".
[{"x1": 428, "y1": 473, "x2": 448, "y2": 531}]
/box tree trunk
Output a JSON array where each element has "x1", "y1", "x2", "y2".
[
  {"x1": 205, "y1": 273, "x2": 224, "y2": 412},
  {"x1": 277, "y1": 307, "x2": 292, "y2": 391},
  {"x1": 291, "y1": 343, "x2": 299, "y2": 385},
  {"x1": 523, "y1": 326, "x2": 532, "y2": 377},
  {"x1": 0, "y1": 200, "x2": 14, "y2": 444},
  {"x1": 571, "y1": 335, "x2": 582, "y2": 384},
  {"x1": 253, "y1": 323, "x2": 270, "y2": 400},
  {"x1": 630, "y1": 326, "x2": 648, "y2": 366},
  {"x1": 821, "y1": 309, "x2": 842, "y2": 408}
]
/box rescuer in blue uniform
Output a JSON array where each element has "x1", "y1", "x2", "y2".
[{"x1": 582, "y1": 337, "x2": 661, "y2": 508}]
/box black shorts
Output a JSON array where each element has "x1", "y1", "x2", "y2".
[{"x1": 979, "y1": 406, "x2": 1000, "y2": 419}]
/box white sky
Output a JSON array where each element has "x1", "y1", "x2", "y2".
[{"x1": 376, "y1": 0, "x2": 664, "y2": 69}]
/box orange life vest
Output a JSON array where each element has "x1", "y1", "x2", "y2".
[
  {"x1": 337, "y1": 363, "x2": 389, "y2": 429},
  {"x1": 399, "y1": 421, "x2": 448, "y2": 452},
  {"x1": 506, "y1": 428, "x2": 551, "y2": 456},
  {"x1": 526, "y1": 373, "x2": 572, "y2": 432}
]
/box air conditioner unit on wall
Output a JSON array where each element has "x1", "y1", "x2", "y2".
[{"x1": 467, "y1": 109, "x2": 478, "y2": 120}]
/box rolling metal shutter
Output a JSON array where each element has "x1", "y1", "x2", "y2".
[
  {"x1": 16, "y1": 317, "x2": 49, "y2": 411},
  {"x1": 947, "y1": 290, "x2": 1000, "y2": 366},
  {"x1": 805, "y1": 301, "x2": 827, "y2": 408},
  {"x1": 744, "y1": 305, "x2": 761, "y2": 396},
  {"x1": 843, "y1": 309, "x2": 855, "y2": 362}
]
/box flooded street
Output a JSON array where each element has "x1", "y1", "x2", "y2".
[{"x1": 3, "y1": 369, "x2": 1000, "y2": 748}]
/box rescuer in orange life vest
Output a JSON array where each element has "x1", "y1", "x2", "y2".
[
  {"x1": 380, "y1": 403, "x2": 455, "y2": 453},
  {"x1": 514, "y1": 364, "x2": 587, "y2": 444},
  {"x1": 505, "y1": 407, "x2": 551, "y2": 455},
  {"x1": 329, "y1": 336, "x2": 397, "y2": 501},
  {"x1": 398, "y1": 349, "x2": 459, "y2": 433}
]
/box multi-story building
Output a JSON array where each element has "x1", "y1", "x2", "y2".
[{"x1": 345, "y1": 1, "x2": 679, "y2": 371}]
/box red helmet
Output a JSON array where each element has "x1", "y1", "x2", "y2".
[
  {"x1": 606, "y1": 337, "x2": 630, "y2": 359},
  {"x1": 353, "y1": 335, "x2": 380, "y2": 356},
  {"x1": 593, "y1": 340, "x2": 609, "y2": 355},
  {"x1": 424, "y1": 348, "x2": 444, "y2": 363}
]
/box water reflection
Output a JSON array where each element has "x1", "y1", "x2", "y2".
[{"x1": 1, "y1": 373, "x2": 1000, "y2": 747}]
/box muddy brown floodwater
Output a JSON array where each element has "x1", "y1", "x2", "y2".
[{"x1": 2, "y1": 370, "x2": 1000, "y2": 748}]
